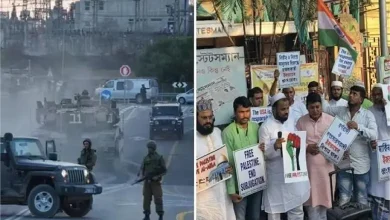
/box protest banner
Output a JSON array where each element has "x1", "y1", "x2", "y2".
[
  {"x1": 196, "y1": 145, "x2": 232, "y2": 193},
  {"x1": 276, "y1": 51, "x2": 301, "y2": 88},
  {"x1": 377, "y1": 56, "x2": 390, "y2": 83},
  {"x1": 381, "y1": 84, "x2": 390, "y2": 126},
  {"x1": 317, "y1": 117, "x2": 358, "y2": 165},
  {"x1": 251, "y1": 63, "x2": 318, "y2": 104},
  {"x1": 233, "y1": 144, "x2": 267, "y2": 197},
  {"x1": 331, "y1": 47, "x2": 355, "y2": 77},
  {"x1": 250, "y1": 107, "x2": 272, "y2": 123},
  {"x1": 376, "y1": 140, "x2": 390, "y2": 182},
  {"x1": 197, "y1": 47, "x2": 247, "y2": 125},
  {"x1": 281, "y1": 131, "x2": 309, "y2": 183}
]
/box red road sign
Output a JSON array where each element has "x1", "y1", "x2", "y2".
[{"x1": 120, "y1": 65, "x2": 131, "y2": 77}]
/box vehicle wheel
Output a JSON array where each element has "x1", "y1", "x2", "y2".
[
  {"x1": 62, "y1": 196, "x2": 93, "y2": 218},
  {"x1": 27, "y1": 184, "x2": 60, "y2": 218},
  {"x1": 178, "y1": 97, "x2": 186, "y2": 104},
  {"x1": 136, "y1": 94, "x2": 143, "y2": 104}
]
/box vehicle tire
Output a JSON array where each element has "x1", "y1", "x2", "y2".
[
  {"x1": 62, "y1": 196, "x2": 93, "y2": 218},
  {"x1": 136, "y1": 94, "x2": 143, "y2": 104},
  {"x1": 178, "y1": 97, "x2": 186, "y2": 104},
  {"x1": 27, "y1": 184, "x2": 60, "y2": 218}
]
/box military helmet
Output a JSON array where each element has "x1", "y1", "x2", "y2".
[
  {"x1": 146, "y1": 140, "x2": 157, "y2": 150},
  {"x1": 82, "y1": 90, "x2": 89, "y2": 96}
]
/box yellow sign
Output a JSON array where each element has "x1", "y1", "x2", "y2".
[{"x1": 251, "y1": 63, "x2": 319, "y2": 104}]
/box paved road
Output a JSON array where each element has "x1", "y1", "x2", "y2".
[{"x1": 1, "y1": 84, "x2": 194, "y2": 220}]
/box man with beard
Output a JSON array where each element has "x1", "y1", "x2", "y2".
[
  {"x1": 222, "y1": 96, "x2": 264, "y2": 220},
  {"x1": 324, "y1": 81, "x2": 377, "y2": 206},
  {"x1": 196, "y1": 99, "x2": 236, "y2": 220},
  {"x1": 328, "y1": 81, "x2": 348, "y2": 107},
  {"x1": 367, "y1": 84, "x2": 390, "y2": 220},
  {"x1": 259, "y1": 93, "x2": 310, "y2": 220},
  {"x1": 296, "y1": 93, "x2": 335, "y2": 220},
  {"x1": 281, "y1": 87, "x2": 308, "y2": 126}
]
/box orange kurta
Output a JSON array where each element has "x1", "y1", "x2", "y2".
[{"x1": 296, "y1": 113, "x2": 335, "y2": 208}]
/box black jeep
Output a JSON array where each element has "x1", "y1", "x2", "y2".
[
  {"x1": 149, "y1": 103, "x2": 184, "y2": 140},
  {"x1": 0, "y1": 133, "x2": 103, "y2": 218}
]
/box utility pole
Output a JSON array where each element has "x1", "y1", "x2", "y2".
[
  {"x1": 175, "y1": 0, "x2": 180, "y2": 34},
  {"x1": 379, "y1": 0, "x2": 388, "y2": 56}
]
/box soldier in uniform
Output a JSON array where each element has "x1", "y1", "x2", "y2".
[
  {"x1": 77, "y1": 139, "x2": 97, "y2": 171},
  {"x1": 140, "y1": 84, "x2": 147, "y2": 103},
  {"x1": 139, "y1": 141, "x2": 167, "y2": 220}
]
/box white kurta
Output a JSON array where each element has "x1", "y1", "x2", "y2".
[
  {"x1": 196, "y1": 128, "x2": 236, "y2": 220},
  {"x1": 259, "y1": 116, "x2": 311, "y2": 213},
  {"x1": 329, "y1": 98, "x2": 348, "y2": 107},
  {"x1": 368, "y1": 106, "x2": 390, "y2": 200},
  {"x1": 290, "y1": 99, "x2": 308, "y2": 126}
]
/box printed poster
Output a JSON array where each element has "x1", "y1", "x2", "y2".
[
  {"x1": 381, "y1": 84, "x2": 390, "y2": 126},
  {"x1": 377, "y1": 56, "x2": 390, "y2": 83},
  {"x1": 196, "y1": 145, "x2": 232, "y2": 193},
  {"x1": 276, "y1": 51, "x2": 301, "y2": 88},
  {"x1": 250, "y1": 107, "x2": 272, "y2": 123},
  {"x1": 376, "y1": 140, "x2": 390, "y2": 182},
  {"x1": 281, "y1": 131, "x2": 309, "y2": 183},
  {"x1": 317, "y1": 117, "x2": 358, "y2": 165},
  {"x1": 233, "y1": 144, "x2": 267, "y2": 197},
  {"x1": 331, "y1": 47, "x2": 355, "y2": 77},
  {"x1": 251, "y1": 63, "x2": 318, "y2": 104},
  {"x1": 197, "y1": 47, "x2": 247, "y2": 125}
]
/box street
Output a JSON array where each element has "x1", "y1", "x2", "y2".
[{"x1": 0, "y1": 83, "x2": 194, "y2": 220}]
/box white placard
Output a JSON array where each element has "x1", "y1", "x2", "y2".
[
  {"x1": 376, "y1": 140, "x2": 390, "y2": 182},
  {"x1": 381, "y1": 84, "x2": 390, "y2": 126},
  {"x1": 233, "y1": 145, "x2": 267, "y2": 197},
  {"x1": 250, "y1": 107, "x2": 272, "y2": 123},
  {"x1": 281, "y1": 131, "x2": 309, "y2": 183},
  {"x1": 318, "y1": 117, "x2": 358, "y2": 165},
  {"x1": 331, "y1": 47, "x2": 355, "y2": 76},
  {"x1": 276, "y1": 51, "x2": 301, "y2": 88}
]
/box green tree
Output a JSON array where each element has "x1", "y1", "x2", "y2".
[{"x1": 136, "y1": 37, "x2": 193, "y2": 84}]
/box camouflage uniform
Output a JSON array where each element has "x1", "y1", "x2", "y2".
[
  {"x1": 141, "y1": 141, "x2": 167, "y2": 220},
  {"x1": 77, "y1": 139, "x2": 97, "y2": 171}
]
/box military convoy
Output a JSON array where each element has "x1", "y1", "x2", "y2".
[
  {"x1": 149, "y1": 103, "x2": 184, "y2": 140},
  {"x1": 35, "y1": 90, "x2": 121, "y2": 157},
  {"x1": 1, "y1": 132, "x2": 102, "y2": 218}
]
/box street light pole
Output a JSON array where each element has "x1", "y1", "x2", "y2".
[{"x1": 379, "y1": 0, "x2": 388, "y2": 56}]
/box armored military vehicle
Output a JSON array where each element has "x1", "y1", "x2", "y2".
[
  {"x1": 1, "y1": 132, "x2": 103, "y2": 218},
  {"x1": 149, "y1": 103, "x2": 184, "y2": 140}
]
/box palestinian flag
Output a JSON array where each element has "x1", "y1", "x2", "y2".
[{"x1": 318, "y1": 0, "x2": 358, "y2": 62}]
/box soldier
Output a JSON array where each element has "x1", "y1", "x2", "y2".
[
  {"x1": 80, "y1": 90, "x2": 91, "y2": 100},
  {"x1": 77, "y1": 139, "x2": 97, "y2": 171},
  {"x1": 139, "y1": 141, "x2": 167, "y2": 220},
  {"x1": 140, "y1": 84, "x2": 147, "y2": 103}
]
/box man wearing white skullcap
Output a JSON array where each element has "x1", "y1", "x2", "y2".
[
  {"x1": 259, "y1": 93, "x2": 310, "y2": 220},
  {"x1": 328, "y1": 81, "x2": 348, "y2": 107},
  {"x1": 323, "y1": 81, "x2": 377, "y2": 207},
  {"x1": 196, "y1": 98, "x2": 236, "y2": 220},
  {"x1": 367, "y1": 83, "x2": 390, "y2": 219}
]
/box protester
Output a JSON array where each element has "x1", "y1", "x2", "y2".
[
  {"x1": 222, "y1": 96, "x2": 263, "y2": 220},
  {"x1": 367, "y1": 83, "x2": 390, "y2": 220},
  {"x1": 196, "y1": 99, "x2": 236, "y2": 220},
  {"x1": 249, "y1": 69, "x2": 280, "y2": 107},
  {"x1": 296, "y1": 92, "x2": 335, "y2": 220},
  {"x1": 281, "y1": 87, "x2": 308, "y2": 126},
  {"x1": 328, "y1": 81, "x2": 348, "y2": 107},
  {"x1": 259, "y1": 93, "x2": 310, "y2": 220},
  {"x1": 324, "y1": 81, "x2": 377, "y2": 206},
  {"x1": 307, "y1": 81, "x2": 329, "y2": 110}
]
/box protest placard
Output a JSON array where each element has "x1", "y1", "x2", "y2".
[
  {"x1": 250, "y1": 107, "x2": 272, "y2": 123},
  {"x1": 317, "y1": 117, "x2": 358, "y2": 165},
  {"x1": 377, "y1": 56, "x2": 390, "y2": 83},
  {"x1": 233, "y1": 144, "x2": 267, "y2": 197},
  {"x1": 276, "y1": 51, "x2": 301, "y2": 88},
  {"x1": 281, "y1": 131, "x2": 309, "y2": 183},
  {"x1": 331, "y1": 47, "x2": 355, "y2": 77},
  {"x1": 196, "y1": 145, "x2": 232, "y2": 193},
  {"x1": 381, "y1": 84, "x2": 390, "y2": 126},
  {"x1": 376, "y1": 140, "x2": 390, "y2": 182}
]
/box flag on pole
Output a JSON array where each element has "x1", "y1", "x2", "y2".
[{"x1": 318, "y1": 0, "x2": 358, "y2": 62}]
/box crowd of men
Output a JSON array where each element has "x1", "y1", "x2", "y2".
[{"x1": 196, "y1": 69, "x2": 389, "y2": 220}]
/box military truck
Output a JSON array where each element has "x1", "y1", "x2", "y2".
[
  {"x1": 149, "y1": 103, "x2": 184, "y2": 140},
  {"x1": 0, "y1": 133, "x2": 103, "y2": 218}
]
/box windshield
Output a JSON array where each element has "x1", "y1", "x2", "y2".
[
  {"x1": 152, "y1": 106, "x2": 179, "y2": 116},
  {"x1": 1, "y1": 138, "x2": 45, "y2": 159}
]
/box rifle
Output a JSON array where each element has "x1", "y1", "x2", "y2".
[{"x1": 131, "y1": 167, "x2": 166, "y2": 185}]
